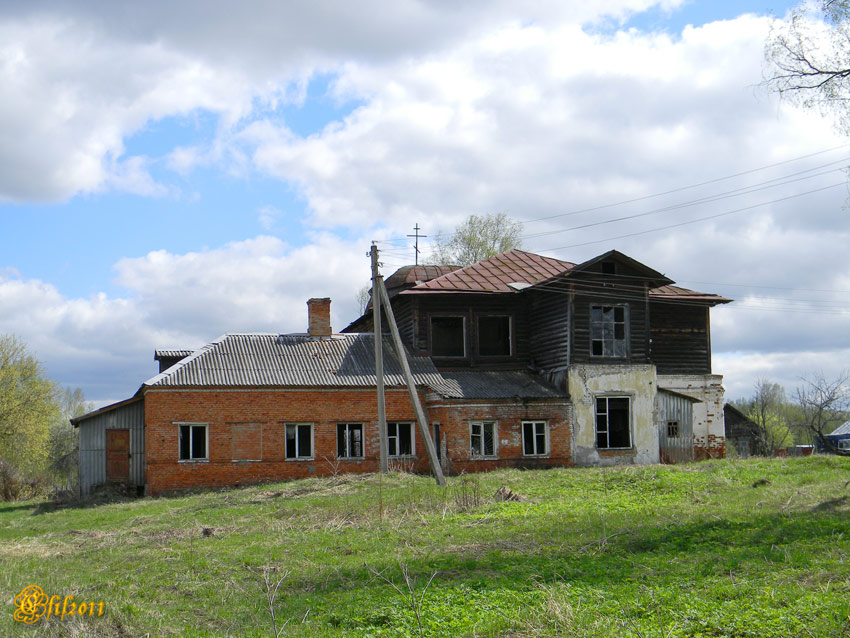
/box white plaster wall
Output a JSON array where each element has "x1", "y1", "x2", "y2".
[
  {"x1": 657, "y1": 374, "x2": 725, "y2": 450},
  {"x1": 568, "y1": 364, "x2": 659, "y2": 466}
]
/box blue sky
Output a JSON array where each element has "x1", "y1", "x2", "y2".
[{"x1": 1, "y1": 0, "x2": 847, "y2": 405}]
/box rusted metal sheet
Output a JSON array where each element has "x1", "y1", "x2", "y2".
[{"x1": 405, "y1": 249, "x2": 575, "y2": 293}]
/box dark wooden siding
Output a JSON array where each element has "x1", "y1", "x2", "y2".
[
  {"x1": 649, "y1": 301, "x2": 711, "y2": 374},
  {"x1": 528, "y1": 290, "x2": 569, "y2": 371},
  {"x1": 569, "y1": 283, "x2": 649, "y2": 365},
  {"x1": 408, "y1": 294, "x2": 530, "y2": 368},
  {"x1": 393, "y1": 297, "x2": 416, "y2": 346}
]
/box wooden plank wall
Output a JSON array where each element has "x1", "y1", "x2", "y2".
[{"x1": 649, "y1": 302, "x2": 711, "y2": 374}]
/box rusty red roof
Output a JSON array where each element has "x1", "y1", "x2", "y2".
[
  {"x1": 404, "y1": 249, "x2": 576, "y2": 294},
  {"x1": 385, "y1": 264, "x2": 462, "y2": 289},
  {"x1": 649, "y1": 284, "x2": 732, "y2": 304}
]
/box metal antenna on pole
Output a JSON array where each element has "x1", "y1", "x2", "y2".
[{"x1": 406, "y1": 224, "x2": 427, "y2": 266}]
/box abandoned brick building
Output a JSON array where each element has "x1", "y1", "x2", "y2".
[{"x1": 73, "y1": 249, "x2": 731, "y2": 496}]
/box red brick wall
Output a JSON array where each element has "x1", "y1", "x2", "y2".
[
  {"x1": 694, "y1": 434, "x2": 726, "y2": 460},
  {"x1": 143, "y1": 388, "x2": 574, "y2": 495},
  {"x1": 428, "y1": 399, "x2": 572, "y2": 475},
  {"x1": 144, "y1": 387, "x2": 433, "y2": 494}
]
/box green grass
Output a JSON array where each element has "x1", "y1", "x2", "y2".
[{"x1": 2, "y1": 457, "x2": 850, "y2": 637}]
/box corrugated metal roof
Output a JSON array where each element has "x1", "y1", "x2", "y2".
[
  {"x1": 429, "y1": 370, "x2": 565, "y2": 399},
  {"x1": 406, "y1": 249, "x2": 575, "y2": 293},
  {"x1": 144, "y1": 333, "x2": 445, "y2": 389},
  {"x1": 155, "y1": 349, "x2": 194, "y2": 359},
  {"x1": 829, "y1": 421, "x2": 850, "y2": 436}
]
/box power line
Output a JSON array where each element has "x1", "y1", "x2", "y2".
[{"x1": 532, "y1": 181, "x2": 846, "y2": 253}]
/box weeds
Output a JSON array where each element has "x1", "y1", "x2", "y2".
[{"x1": 367, "y1": 562, "x2": 437, "y2": 638}]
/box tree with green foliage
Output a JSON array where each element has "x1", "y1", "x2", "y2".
[
  {"x1": 734, "y1": 379, "x2": 793, "y2": 454},
  {"x1": 764, "y1": 0, "x2": 850, "y2": 132},
  {"x1": 0, "y1": 335, "x2": 69, "y2": 500},
  {"x1": 428, "y1": 213, "x2": 522, "y2": 267}
]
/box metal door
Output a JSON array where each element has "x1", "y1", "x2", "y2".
[
  {"x1": 106, "y1": 429, "x2": 130, "y2": 482},
  {"x1": 658, "y1": 392, "x2": 695, "y2": 463}
]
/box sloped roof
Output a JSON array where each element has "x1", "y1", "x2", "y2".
[
  {"x1": 144, "y1": 333, "x2": 445, "y2": 389},
  {"x1": 397, "y1": 249, "x2": 728, "y2": 305},
  {"x1": 405, "y1": 249, "x2": 575, "y2": 294},
  {"x1": 429, "y1": 370, "x2": 565, "y2": 400},
  {"x1": 829, "y1": 421, "x2": 850, "y2": 437},
  {"x1": 650, "y1": 285, "x2": 732, "y2": 304},
  {"x1": 385, "y1": 265, "x2": 462, "y2": 289}
]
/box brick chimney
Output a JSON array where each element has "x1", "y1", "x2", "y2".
[{"x1": 307, "y1": 298, "x2": 332, "y2": 337}]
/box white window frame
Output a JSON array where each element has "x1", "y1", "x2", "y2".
[
  {"x1": 595, "y1": 396, "x2": 632, "y2": 450},
  {"x1": 387, "y1": 421, "x2": 415, "y2": 458},
  {"x1": 429, "y1": 315, "x2": 467, "y2": 358},
  {"x1": 470, "y1": 421, "x2": 498, "y2": 459},
  {"x1": 838, "y1": 439, "x2": 850, "y2": 451},
  {"x1": 176, "y1": 422, "x2": 209, "y2": 462},
  {"x1": 590, "y1": 304, "x2": 629, "y2": 358},
  {"x1": 477, "y1": 314, "x2": 512, "y2": 358},
  {"x1": 522, "y1": 421, "x2": 548, "y2": 457},
  {"x1": 284, "y1": 423, "x2": 314, "y2": 460},
  {"x1": 337, "y1": 422, "x2": 364, "y2": 459}
]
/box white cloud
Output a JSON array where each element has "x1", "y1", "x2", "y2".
[
  {"x1": 1, "y1": 1, "x2": 849, "y2": 405},
  {"x1": 0, "y1": 235, "x2": 372, "y2": 402}
]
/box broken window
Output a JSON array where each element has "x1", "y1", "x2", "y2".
[
  {"x1": 590, "y1": 305, "x2": 628, "y2": 357},
  {"x1": 522, "y1": 421, "x2": 548, "y2": 456},
  {"x1": 337, "y1": 423, "x2": 364, "y2": 458},
  {"x1": 478, "y1": 315, "x2": 511, "y2": 357},
  {"x1": 179, "y1": 423, "x2": 208, "y2": 461},
  {"x1": 666, "y1": 420, "x2": 680, "y2": 438},
  {"x1": 595, "y1": 397, "x2": 631, "y2": 449},
  {"x1": 470, "y1": 421, "x2": 497, "y2": 458},
  {"x1": 285, "y1": 423, "x2": 313, "y2": 459},
  {"x1": 387, "y1": 422, "x2": 414, "y2": 457},
  {"x1": 430, "y1": 316, "x2": 465, "y2": 357}
]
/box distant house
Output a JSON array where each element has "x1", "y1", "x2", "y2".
[
  {"x1": 73, "y1": 249, "x2": 731, "y2": 496},
  {"x1": 723, "y1": 404, "x2": 763, "y2": 457},
  {"x1": 819, "y1": 421, "x2": 850, "y2": 452}
]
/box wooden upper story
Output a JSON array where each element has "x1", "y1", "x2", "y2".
[{"x1": 344, "y1": 249, "x2": 730, "y2": 376}]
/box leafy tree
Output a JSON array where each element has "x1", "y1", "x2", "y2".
[
  {"x1": 428, "y1": 213, "x2": 522, "y2": 267},
  {"x1": 734, "y1": 379, "x2": 793, "y2": 454},
  {"x1": 764, "y1": 0, "x2": 850, "y2": 131},
  {"x1": 0, "y1": 335, "x2": 60, "y2": 500}
]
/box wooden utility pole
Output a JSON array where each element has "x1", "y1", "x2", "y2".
[
  {"x1": 370, "y1": 244, "x2": 388, "y2": 473},
  {"x1": 376, "y1": 276, "x2": 446, "y2": 486}
]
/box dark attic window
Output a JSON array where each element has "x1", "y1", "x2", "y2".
[
  {"x1": 601, "y1": 261, "x2": 616, "y2": 275},
  {"x1": 431, "y1": 316, "x2": 465, "y2": 357},
  {"x1": 478, "y1": 315, "x2": 511, "y2": 357}
]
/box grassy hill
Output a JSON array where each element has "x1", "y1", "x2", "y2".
[{"x1": 2, "y1": 457, "x2": 850, "y2": 637}]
